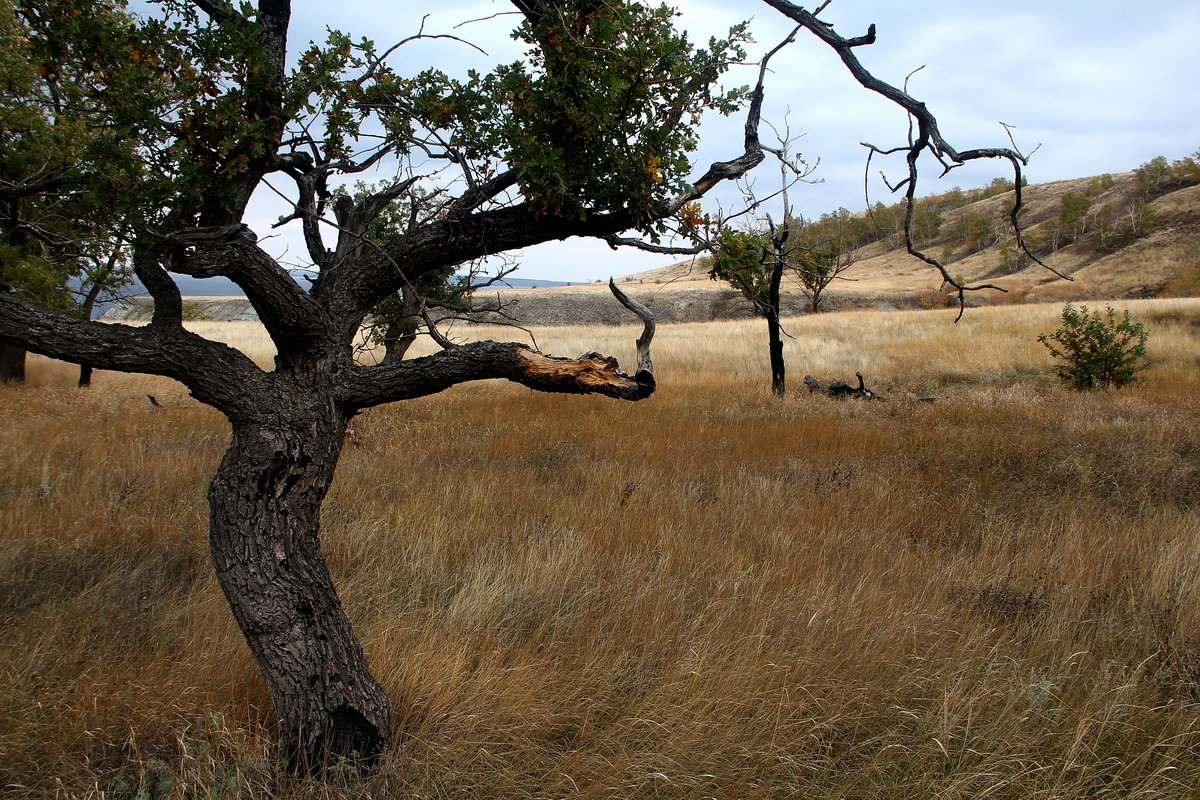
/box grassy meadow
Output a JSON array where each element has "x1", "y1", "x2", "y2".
[{"x1": 3, "y1": 299, "x2": 1200, "y2": 798}]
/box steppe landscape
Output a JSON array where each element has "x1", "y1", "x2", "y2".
[
  {"x1": 5, "y1": 298, "x2": 1200, "y2": 797},
  {"x1": 4, "y1": 0, "x2": 1199, "y2": 792}
]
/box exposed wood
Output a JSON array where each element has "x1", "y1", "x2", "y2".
[{"x1": 516, "y1": 348, "x2": 652, "y2": 400}]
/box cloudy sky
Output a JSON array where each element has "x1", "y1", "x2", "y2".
[{"x1": 246, "y1": 0, "x2": 1200, "y2": 284}]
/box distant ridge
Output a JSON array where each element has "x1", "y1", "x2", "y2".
[{"x1": 474, "y1": 277, "x2": 572, "y2": 290}]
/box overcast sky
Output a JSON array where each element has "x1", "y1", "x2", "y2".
[{"x1": 245, "y1": 0, "x2": 1200, "y2": 284}]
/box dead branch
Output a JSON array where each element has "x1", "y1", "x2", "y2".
[
  {"x1": 761, "y1": 0, "x2": 1068, "y2": 320},
  {"x1": 803, "y1": 371, "x2": 885, "y2": 400},
  {"x1": 608, "y1": 278, "x2": 655, "y2": 376}
]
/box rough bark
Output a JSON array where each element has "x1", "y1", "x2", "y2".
[
  {"x1": 380, "y1": 290, "x2": 421, "y2": 366},
  {"x1": 209, "y1": 389, "x2": 392, "y2": 772},
  {"x1": 767, "y1": 258, "x2": 785, "y2": 397}
]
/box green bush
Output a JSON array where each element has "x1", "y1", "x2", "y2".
[
  {"x1": 1038, "y1": 304, "x2": 1149, "y2": 390},
  {"x1": 180, "y1": 301, "x2": 212, "y2": 321}
]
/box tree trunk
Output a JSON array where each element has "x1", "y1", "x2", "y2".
[
  {"x1": 767, "y1": 258, "x2": 785, "y2": 396},
  {"x1": 380, "y1": 289, "x2": 422, "y2": 366},
  {"x1": 0, "y1": 341, "x2": 26, "y2": 382},
  {"x1": 207, "y1": 398, "x2": 392, "y2": 773}
]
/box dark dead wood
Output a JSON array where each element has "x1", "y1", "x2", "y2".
[{"x1": 803, "y1": 371, "x2": 885, "y2": 400}]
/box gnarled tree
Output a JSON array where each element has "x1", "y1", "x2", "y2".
[
  {"x1": 0, "y1": 0, "x2": 1047, "y2": 775},
  {"x1": 0, "y1": 0, "x2": 778, "y2": 773}
]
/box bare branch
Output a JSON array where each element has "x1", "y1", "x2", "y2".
[
  {"x1": 355, "y1": 17, "x2": 487, "y2": 86},
  {"x1": 609, "y1": 278, "x2": 655, "y2": 376},
  {"x1": 603, "y1": 235, "x2": 706, "y2": 256},
  {"x1": 761, "y1": 0, "x2": 1068, "y2": 314},
  {"x1": 680, "y1": 25, "x2": 800, "y2": 205},
  {"x1": 419, "y1": 302, "x2": 457, "y2": 350}
]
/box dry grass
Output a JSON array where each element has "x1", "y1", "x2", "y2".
[{"x1": 4, "y1": 299, "x2": 1200, "y2": 798}]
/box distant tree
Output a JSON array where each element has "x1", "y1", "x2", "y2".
[
  {"x1": 1056, "y1": 191, "x2": 1092, "y2": 247},
  {"x1": 942, "y1": 186, "x2": 969, "y2": 210},
  {"x1": 1135, "y1": 156, "x2": 1173, "y2": 198},
  {"x1": 1093, "y1": 199, "x2": 1154, "y2": 252},
  {"x1": 1134, "y1": 151, "x2": 1200, "y2": 199},
  {"x1": 708, "y1": 116, "x2": 814, "y2": 396},
  {"x1": 793, "y1": 216, "x2": 860, "y2": 313},
  {"x1": 869, "y1": 199, "x2": 905, "y2": 247},
  {"x1": 908, "y1": 198, "x2": 944, "y2": 246},
  {"x1": 1085, "y1": 173, "x2": 1115, "y2": 197},
  {"x1": 73, "y1": 229, "x2": 136, "y2": 386},
  {"x1": 342, "y1": 185, "x2": 476, "y2": 364},
  {"x1": 957, "y1": 210, "x2": 1000, "y2": 253},
  {"x1": 710, "y1": 223, "x2": 794, "y2": 394}
]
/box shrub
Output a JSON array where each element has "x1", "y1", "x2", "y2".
[
  {"x1": 1163, "y1": 261, "x2": 1200, "y2": 297},
  {"x1": 181, "y1": 301, "x2": 212, "y2": 321},
  {"x1": 1038, "y1": 304, "x2": 1149, "y2": 390}
]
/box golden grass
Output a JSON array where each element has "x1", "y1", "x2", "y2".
[{"x1": 4, "y1": 299, "x2": 1200, "y2": 798}]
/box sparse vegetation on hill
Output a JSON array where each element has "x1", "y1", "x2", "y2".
[
  {"x1": 5, "y1": 300, "x2": 1200, "y2": 797},
  {"x1": 605, "y1": 151, "x2": 1200, "y2": 319},
  {"x1": 101, "y1": 152, "x2": 1200, "y2": 330}
]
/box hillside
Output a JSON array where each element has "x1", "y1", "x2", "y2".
[{"x1": 103, "y1": 167, "x2": 1200, "y2": 325}]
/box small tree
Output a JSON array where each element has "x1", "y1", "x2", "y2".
[
  {"x1": 709, "y1": 226, "x2": 788, "y2": 394},
  {"x1": 1038, "y1": 304, "x2": 1149, "y2": 390},
  {"x1": 1055, "y1": 191, "x2": 1092, "y2": 247},
  {"x1": 793, "y1": 217, "x2": 860, "y2": 313}
]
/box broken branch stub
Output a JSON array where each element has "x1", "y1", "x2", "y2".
[
  {"x1": 519, "y1": 279, "x2": 657, "y2": 401},
  {"x1": 515, "y1": 347, "x2": 651, "y2": 400}
]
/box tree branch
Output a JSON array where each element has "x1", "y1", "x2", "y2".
[
  {"x1": 191, "y1": 0, "x2": 243, "y2": 25},
  {"x1": 339, "y1": 340, "x2": 653, "y2": 410},
  {"x1": 758, "y1": 0, "x2": 1069, "y2": 319},
  {"x1": 677, "y1": 25, "x2": 799, "y2": 206},
  {"x1": 603, "y1": 234, "x2": 706, "y2": 255},
  {"x1": 168, "y1": 224, "x2": 328, "y2": 354},
  {"x1": 0, "y1": 292, "x2": 261, "y2": 412},
  {"x1": 322, "y1": 14, "x2": 792, "y2": 327}
]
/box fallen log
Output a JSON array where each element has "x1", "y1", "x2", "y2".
[{"x1": 802, "y1": 372, "x2": 885, "y2": 400}]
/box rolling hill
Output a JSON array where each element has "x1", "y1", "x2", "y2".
[{"x1": 104, "y1": 166, "x2": 1200, "y2": 325}]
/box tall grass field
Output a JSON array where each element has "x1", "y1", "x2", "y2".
[{"x1": 3, "y1": 299, "x2": 1200, "y2": 798}]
